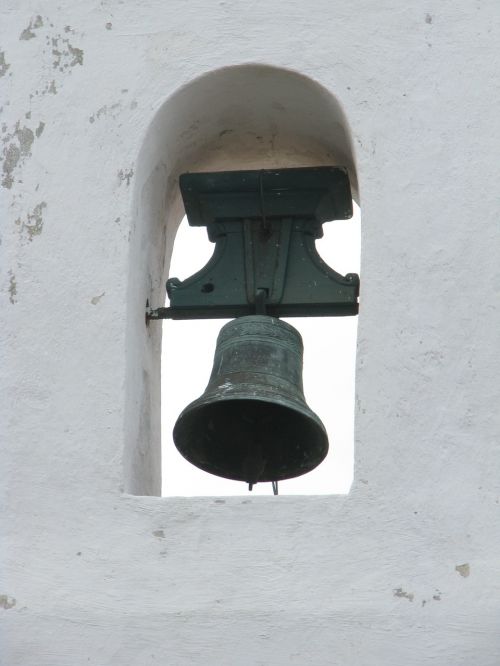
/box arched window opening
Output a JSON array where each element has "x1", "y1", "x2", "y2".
[
  {"x1": 161, "y1": 202, "x2": 360, "y2": 496},
  {"x1": 125, "y1": 63, "x2": 360, "y2": 497}
]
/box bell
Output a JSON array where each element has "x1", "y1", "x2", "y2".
[{"x1": 173, "y1": 315, "x2": 329, "y2": 485}]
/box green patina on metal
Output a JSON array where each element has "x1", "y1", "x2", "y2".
[
  {"x1": 173, "y1": 315, "x2": 329, "y2": 485},
  {"x1": 148, "y1": 166, "x2": 359, "y2": 321}
]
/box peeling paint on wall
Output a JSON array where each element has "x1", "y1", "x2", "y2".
[
  {"x1": 8, "y1": 271, "x2": 17, "y2": 304},
  {"x1": 422, "y1": 589, "x2": 442, "y2": 606},
  {"x1": 2, "y1": 143, "x2": 21, "y2": 189},
  {"x1": 0, "y1": 51, "x2": 10, "y2": 77},
  {"x1": 29, "y1": 80, "x2": 57, "y2": 99},
  {"x1": 51, "y1": 36, "x2": 83, "y2": 70},
  {"x1": 17, "y1": 18, "x2": 85, "y2": 101},
  {"x1": 0, "y1": 595, "x2": 16, "y2": 610},
  {"x1": 15, "y1": 124, "x2": 35, "y2": 155},
  {"x1": 91, "y1": 292, "x2": 105, "y2": 305},
  {"x1": 118, "y1": 168, "x2": 134, "y2": 186},
  {"x1": 2, "y1": 119, "x2": 45, "y2": 188},
  {"x1": 19, "y1": 15, "x2": 43, "y2": 40},
  {"x1": 15, "y1": 202, "x2": 47, "y2": 242},
  {"x1": 68, "y1": 43, "x2": 84, "y2": 67},
  {"x1": 89, "y1": 103, "x2": 121, "y2": 124},
  {"x1": 455, "y1": 563, "x2": 470, "y2": 578},
  {"x1": 2, "y1": 124, "x2": 35, "y2": 188},
  {"x1": 393, "y1": 587, "x2": 414, "y2": 602}
]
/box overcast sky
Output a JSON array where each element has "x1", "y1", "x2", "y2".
[{"x1": 162, "y1": 204, "x2": 361, "y2": 496}]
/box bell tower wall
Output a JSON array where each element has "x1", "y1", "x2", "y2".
[{"x1": 1, "y1": 3, "x2": 499, "y2": 664}]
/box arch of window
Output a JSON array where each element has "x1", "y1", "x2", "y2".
[{"x1": 125, "y1": 64, "x2": 359, "y2": 496}]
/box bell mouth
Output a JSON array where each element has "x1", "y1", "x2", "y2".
[{"x1": 173, "y1": 397, "x2": 329, "y2": 483}]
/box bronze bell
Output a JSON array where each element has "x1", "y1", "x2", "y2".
[{"x1": 173, "y1": 315, "x2": 329, "y2": 485}]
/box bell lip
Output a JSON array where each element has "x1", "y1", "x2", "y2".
[
  {"x1": 173, "y1": 394, "x2": 329, "y2": 483},
  {"x1": 178, "y1": 455, "x2": 329, "y2": 483},
  {"x1": 176, "y1": 391, "x2": 328, "y2": 436}
]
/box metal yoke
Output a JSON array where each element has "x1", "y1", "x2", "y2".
[{"x1": 147, "y1": 166, "x2": 360, "y2": 321}]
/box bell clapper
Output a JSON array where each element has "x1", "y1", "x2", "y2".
[
  {"x1": 248, "y1": 481, "x2": 278, "y2": 495},
  {"x1": 255, "y1": 288, "x2": 268, "y2": 315}
]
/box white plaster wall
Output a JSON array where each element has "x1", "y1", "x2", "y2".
[{"x1": 1, "y1": 2, "x2": 500, "y2": 664}]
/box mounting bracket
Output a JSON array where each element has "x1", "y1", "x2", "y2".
[{"x1": 147, "y1": 166, "x2": 359, "y2": 320}]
